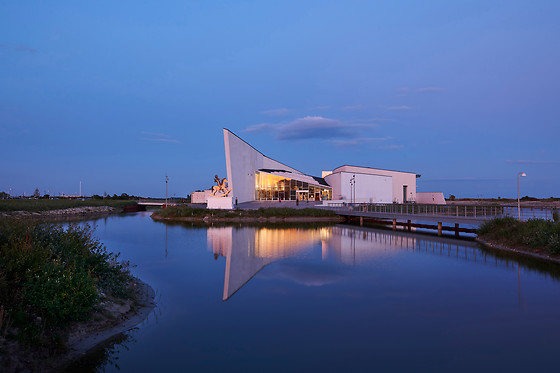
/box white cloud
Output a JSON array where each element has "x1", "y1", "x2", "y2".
[{"x1": 244, "y1": 116, "x2": 358, "y2": 140}]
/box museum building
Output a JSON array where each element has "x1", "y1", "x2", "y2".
[{"x1": 223, "y1": 128, "x2": 428, "y2": 205}]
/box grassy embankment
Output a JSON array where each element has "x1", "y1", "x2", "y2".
[
  {"x1": 0, "y1": 219, "x2": 134, "y2": 353},
  {"x1": 478, "y1": 215, "x2": 560, "y2": 256},
  {"x1": 153, "y1": 206, "x2": 338, "y2": 220},
  {"x1": 0, "y1": 199, "x2": 136, "y2": 212}
]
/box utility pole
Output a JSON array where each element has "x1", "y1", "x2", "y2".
[
  {"x1": 79, "y1": 181, "x2": 82, "y2": 197},
  {"x1": 165, "y1": 174, "x2": 169, "y2": 206}
]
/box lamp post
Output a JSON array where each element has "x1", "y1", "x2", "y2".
[
  {"x1": 165, "y1": 174, "x2": 169, "y2": 207},
  {"x1": 350, "y1": 174, "x2": 356, "y2": 203},
  {"x1": 517, "y1": 172, "x2": 526, "y2": 220}
]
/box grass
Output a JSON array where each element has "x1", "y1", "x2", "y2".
[
  {"x1": 478, "y1": 217, "x2": 560, "y2": 255},
  {"x1": 153, "y1": 206, "x2": 338, "y2": 219},
  {"x1": 0, "y1": 218, "x2": 134, "y2": 347},
  {"x1": 0, "y1": 199, "x2": 137, "y2": 212}
]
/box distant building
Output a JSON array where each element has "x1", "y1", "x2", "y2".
[{"x1": 222, "y1": 128, "x2": 443, "y2": 205}]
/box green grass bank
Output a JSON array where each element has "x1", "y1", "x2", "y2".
[
  {"x1": 478, "y1": 217, "x2": 560, "y2": 256},
  {"x1": 152, "y1": 206, "x2": 339, "y2": 220},
  {"x1": 0, "y1": 199, "x2": 137, "y2": 212},
  {"x1": 0, "y1": 218, "x2": 136, "y2": 368}
]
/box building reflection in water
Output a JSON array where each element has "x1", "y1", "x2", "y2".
[
  {"x1": 208, "y1": 225, "x2": 529, "y2": 302},
  {"x1": 208, "y1": 226, "x2": 419, "y2": 300}
]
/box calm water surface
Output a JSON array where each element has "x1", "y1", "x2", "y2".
[{"x1": 65, "y1": 212, "x2": 560, "y2": 372}]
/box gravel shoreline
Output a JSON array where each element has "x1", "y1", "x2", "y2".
[
  {"x1": 0, "y1": 206, "x2": 120, "y2": 218},
  {"x1": 0, "y1": 280, "x2": 156, "y2": 373}
]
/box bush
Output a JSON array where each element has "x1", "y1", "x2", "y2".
[
  {"x1": 153, "y1": 206, "x2": 337, "y2": 219},
  {"x1": 0, "y1": 219, "x2": 133, "y2": 334},
  {"x1": 478, "y1": 217, "x2": 560, "y2": 255}
]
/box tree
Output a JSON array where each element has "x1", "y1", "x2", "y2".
[{"x1": 33, "y1": 188, "x2": 40, "y2": 198}]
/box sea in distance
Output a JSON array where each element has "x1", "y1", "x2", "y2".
[{"x1": 63, "y1": 211, "x2": 560, "y2": 372}]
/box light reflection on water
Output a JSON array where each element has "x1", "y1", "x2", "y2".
[{"x1": 64, "y1": 213, "x2": 560, "y2": 372}]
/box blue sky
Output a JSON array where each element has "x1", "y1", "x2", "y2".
[{"x1": 1, "y1": 1, "x2": 559, "y2": 198}]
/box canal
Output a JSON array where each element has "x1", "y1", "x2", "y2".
[{"x1": 64, "y1": 211, "x2": 560, "y2": 372}]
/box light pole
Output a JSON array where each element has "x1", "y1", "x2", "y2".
[
  {"x1": 165, "y1": 174, "x2": 169, "y2": 207},
  {"x1": 517, "y1": 172, "x2": 526, "y2": 220},
  {"x1": 350, "y1": 174, "x2": 356, "y2": 203}
]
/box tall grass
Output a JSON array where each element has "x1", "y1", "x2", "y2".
[
  {"x1": 153, "y1": 206, "x2": 337, "y2": 219},
  {"x1": 478, "y1": 217, "x2": 560, "y2": 254},
  {"x1": 0, "y1": 199, "x2": 136, "y2": 212},
  {"x1": 0, "y1": 219, "x2": 133, "y2": 345}
]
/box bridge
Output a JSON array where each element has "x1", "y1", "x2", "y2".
[
  {"x1": 137, "y1": 199, "x2": 178, "y2": 207},
  {"x1": 322, "y1": 203, "x2": 556, "y2": 237}
]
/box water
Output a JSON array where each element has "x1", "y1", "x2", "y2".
[{"x1": 64, "y1": 212, "x2": 560, "y2": 372}]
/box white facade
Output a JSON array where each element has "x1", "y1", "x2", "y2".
[
  {"x1": 329, "y1": 165, "x2": 417, "y2": 204},
  {"x1": 191, "y1": 190, "x2": 210, "y2": 204},
  {"x1": 324, "y1": 171, "x2": 392, "y2": 203},
  {"x1": 417, "y1": 192, "x2": 446, "y2": 205},
  {"x1": 224, "y1": 129, "x2": 310, "y2": 203},
  {"x1": 207, "y1": 196, "x2": 233, "y2": 210},
  {"x1": 223, "y1": 129, "x2": 421, "y2": 205}
]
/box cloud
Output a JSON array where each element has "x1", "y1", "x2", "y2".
[
  {"x1": 261, "y1": 108, "x2": 292, "y2": 116},
  {"x1": 328, "y1": 137, "x2": 391, "y2": 147},
  {"x1": 0, "y1": 43, "x2": 37, "y2": 53},
  {"x1": 387, "y1": 105, "x2": 412, "y2": 111},
  {"x1": 279, "y1": 116, "x2": 356, "y2": 140},
  {"x1": 310, "y1": 105, "x2": 330, "y2": 110},
  {"x1": 416, "y1": 87, "x2": 444, "y2": 92},
  {"x1": 140, "y1": 131, "x2": 180, "y2": 143},
  {"x1": 342, "y1": 105, "x2": 362, "y2": 111},
  {"x1": 245, "y1": 116, "x2": 359, "y2": 140},
  {"x1": 505, "y1": 160, "x2": 560, "y2": 165},
  {"x1": 244, "y1": 123, "x2": 277, "y2": 133}
]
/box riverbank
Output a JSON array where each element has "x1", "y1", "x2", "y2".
[
  {"x1": 151, "y1": 206, "x2": 344, "y2": 223},
  {"x1": 0, "y1": 219, "x2": 154, "y2": 372},
  {"x1": 477, "y1": 217, "x2": 560, "y2": 263},
  {"x1": 1, "y1": 279, "x2": 156, "y2": 373},
  {"x1": 0, "y1": 205, "x2": 120, "y2": 219}
]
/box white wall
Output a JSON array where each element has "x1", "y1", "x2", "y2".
[
  {"x1": 417, "y1": 192, "x2": 446, "y2": 205},
  {"x1": 191, "y1": 190, "x2": 210, "y2": 204},
  {"x1": 224, "y1": 129, "x2": 304, "y2": 203},
  {"x1": 325, "y1": 171, "x2": 392, "y2": 203},
  {"x1": 333, "y1": 166, "x2": 416, "y2": 203},
  {"x1": 207, "y1": 196, "x2": 233, "y2": 209}
]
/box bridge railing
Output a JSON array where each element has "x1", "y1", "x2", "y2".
[{"x1": 324, "y1": 203, "x2": 557, "y2": 221}]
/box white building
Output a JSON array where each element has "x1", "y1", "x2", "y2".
[
  {"x1": 324, "y1": 165, "x2": 417, "y2": 204},
  {"x1": 221, "y1": 129, "x2": 439, "y2": 205}
]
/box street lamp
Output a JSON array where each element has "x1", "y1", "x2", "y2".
[
  {"x1": 350, "y1": 174, "x2": 356, "y2": 203},
  {"x1": 517, "y1": 172, "x2": 526, "y2": 220},
  {"x1": 165, "y1": 174, "x2": 169, "y2": 207}
]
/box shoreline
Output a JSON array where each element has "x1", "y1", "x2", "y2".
[
  {"x1": 0, "y1": 279, "x2": 156, "y2": 373},
  {"x1": 0, "y1": 205, "x2": 121, "y2": 219},
  {"x1": 57, "y1": 279, "x2": 156, "y2": 371},
  {"x1": 151, "y1": 214, "x2": 345, "y2": 223},
  {"x1": 476, "y1": 238, "x2": 560, "y2": 265}
]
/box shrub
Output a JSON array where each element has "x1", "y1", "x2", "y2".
[
  {"x1": 478, "y1": 217, "x2": 560, "y2": 255},
  {"x1": 0, "y1": 219, "x2": 133, "y2": 334}
]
